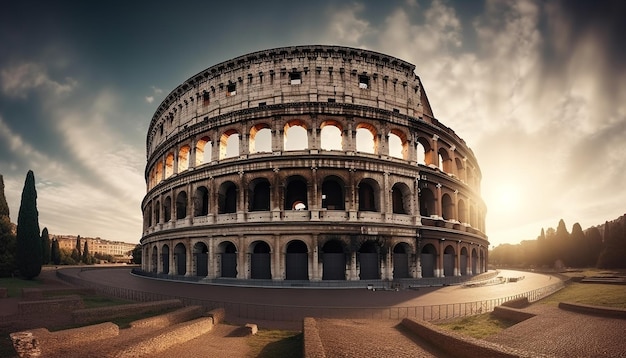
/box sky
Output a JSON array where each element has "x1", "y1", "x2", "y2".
[{"x1": 0, "y1": 0, "x2": 624, "y2": 246}]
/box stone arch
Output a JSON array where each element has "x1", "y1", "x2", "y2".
[
  {"x1": 455, "y1": 157, "x2": 465, "y2": 179},
  {"x1": 391, "y1": 182, "x2": 411, "y2": 214},
  {"x1": 153, "y1": 200, "x2": 159, "y2": 224},
  {"x1": 460, "y1": 246, "x2": 468, "y2": 276},
  {"x1": 420, "y1": 243, "x2": 437, "y2": 278},
  {"x1": 358, "y1": 240, "x2": 380, "y2": 280},
  {"x1": 443, "y1": 244, "x2": 455, "y2": 277},
  {"x1": 355, "y1": 122, "x2": 377, "y2": 154},
  {"x1": 250, "y1": 241, "x2": 271, "y2": 279},
  {"x1": 176, "y1": 191, "x2": 188, "y2": 220},
  {"x1": 285, "y1": 240, "x2": 308, "y2": 280},
  {"x1": 218, "y1": 181, "x2": 237, "y2": 214},
  {"x1": 416, "y1": 137, "x2": 433, "y2": 166},
  {"x1": 155, "y1": 161, "x2": 163, "y2": 184},
  {"x1": 321, "y1": 175, "x2": 345, "y2": 210},
  {"x1": 174, "y1": 242, "x2": 186, "y2": 275},
  {"x1": 358, "y1": 178, "x2": 380, "y2": 212},
  {"x1": 320, "y1": 120, "x2": 343, "y2": 151},
  {"x1": 150, "y1": 245, "x2": 158, "y2": 273},
  {"x1": 388, "y1": 128, "x2": 408, "y2": 159},
  {"x1": 161, "y1": 244, "x2": 170, "y2": 274},
  {"x1": 438, "y1": 147, "x2": 452, "y2": 173},
  {"x1": 442, "y1": 193, "x2": 454, "y2": 221},
  {"x1": 392, "y1": 242, "x2": 411, "y2": 279},
  {"x1": 321, "y1": 239, "x2": 346, "y2": 280},
  {"x1": 195, "y1": 136, "x2": 212, "y2": 166},
  {"x1": 419, "y1": 188, "x2": 436, "y2": 217},
  {"x1": 250, "y1": 123, "x2": 272, "y2": 153},
  {"x1": 248, "y1": 177, "x2": 271, "y2": 211},
  {"x1": 284, "y1": 120, "x2": 308, "y2": 151},
  {"x1": 194, "y1": 186, "x2": 209, "y2": 217},
  {"x1": 457, "y1": 198, "x2": 466, "y2": 224},
  {"x1": 193, "y1": 242, "x2": 208, "y2": 277},
  {"x1": 219, "y1": 129, "x2": 239, "y2": 159},
  {"x1": 163, "y1": 196, "x2": 172, "y2": 222},
  {"x1": 218, "y1": 241, "x2": 237, "y2": 278},
  {"x1": 284, "y1": 175, "x2": 308, "y2": 210},
  {"x1": 178, "y1": 145, "x2": 190, "y2": 172},
  {"x1": 165, "y1": 152, "x2": 174, "y2": 178}
]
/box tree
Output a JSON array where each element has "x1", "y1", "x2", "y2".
[
  {"x1": 585, "y1": 226, "x2": 602, "y2": 267},
  {"x1": 41, "y1": 227, "x2": 51, "y2": 265},
  {"x1": 51, "y1": 239, "x2": 61, "y2": 265},
  {"x1": 16, "y1": 170, "x2": 42, "y2": 279},
  {"x1": 554, "y1": 219, "x2": 570, "y2": 265},
  {"x1": 82, "y1": 240, "x2": 90, "y2": 264},
  {"x1": 597, "y1": 219, "x2": 626, "y2": 268},
  {"x1": 569, "y1": 223, "x2": 586, "y2": 267},
  {"x1": 76, "y1": 235, "x2": 82, "y2": 257},
  {"x1": 0, "y1": 174, "x2": 17, "y2": 277},
  {"x1": 71, "y1": 235, "x2": 81, "y2": 262},
  {"x1": 131, "y1": 244, "x2": 142, "y2": 264}
]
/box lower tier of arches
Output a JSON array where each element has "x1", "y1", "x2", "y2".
[{"x1": 140, "y1": 235, "x2": 488, "y2": 282}]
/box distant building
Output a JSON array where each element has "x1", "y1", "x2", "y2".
[
  {"x1": 52, "y1": 235, "x2": 137, "y2": 261},
  {"x1": 140, "y1": 45, "x2": 489, "y2": 285}
]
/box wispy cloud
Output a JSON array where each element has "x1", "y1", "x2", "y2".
[{"x1": 0, "y1": 62, "x2": 77, "y2": 99}]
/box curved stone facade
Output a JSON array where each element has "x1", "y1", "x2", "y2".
[{"x1": 140, "y1": 45, "x2": 488, "y2": 284}]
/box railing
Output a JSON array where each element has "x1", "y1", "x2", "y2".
[{"x1": 57, "y1": 269, "x2": 563, "y2": 323}]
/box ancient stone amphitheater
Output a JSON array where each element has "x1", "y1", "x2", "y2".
[{"x1": 139, "y1": 45, "x2": 488, "y2": 286}]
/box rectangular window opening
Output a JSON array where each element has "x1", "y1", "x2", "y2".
[
  {"x1": 359, "y1": 75, "x2": 370, "y2": 89},
  {"x1": 289, "y1": 72, "x2": 302, "y2": 85},
  {"x1": 259, "y1": 102, "x2": 267, "y2": 107},
  {"x1": 327, "y1": 98, "x2": 336, "y2": 103},
  {"x1": 227, "y1": 83, "x2": 237, "y2": 96}
]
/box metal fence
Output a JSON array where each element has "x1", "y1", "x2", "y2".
[{"x1": 57, "y1": 269, "x2": 564, "y2": 322}]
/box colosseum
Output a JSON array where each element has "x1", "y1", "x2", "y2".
[{"x1": 139, "y1": 45, "x2": 488, "y2": 287}]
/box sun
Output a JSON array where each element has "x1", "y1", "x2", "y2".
[{"x1": 490, "y1": 183, "x2": 522, "y2": 213}]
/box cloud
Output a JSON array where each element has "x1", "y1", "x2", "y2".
[
  {"x1": 323, "y1": 2, "x2": 370, "y2": 45},
  {"x1": 0, "y1": 62, "x2": 77, "y2": 99},
  {"x1": 145, "y1": 96, "x2": 154, "y2": 103}
]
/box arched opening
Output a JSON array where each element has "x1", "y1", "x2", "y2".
[
  {"x1": 250, "y1": 124, "x2": 272, "y2": 153},
  {"x1": 419, "y1": 188, "x2": 436, "y2": 217},
  {"x1": 355, "y1": 123, "x2": 376, "y2": 154},
  {"x1": 284, "y1": 120, "x2": 308, "y2": 151},
  {"x1": 442, "y1": 194, "x2": 454, "y2": 220},
  {"x1": 471, "y1": 248, "x2": 478, "y2": 275},
  {"x1": 479, "y1": 249, "x2": 485, "y2": 274},
  {"x1": 249, "y1": 178, "x2": 271, "y2": 211},
  {"x1": 393, "y1": 243, "x2": 411, "y2": 279},
  {"x1": 155, "y1": 162, "x2": 163, "y2": 184},
  {"x1": 358, "y1": 178, "x2": 379, "y2": 212},
  {"x1": 416, "y1": 138, "x2": 432, "y2": 165},
  {"x1": 219, "y1": 241, "x2": 237, "y2": 278},
  {"x1": 455, "y1": 157, "x2": 465, "y2": 179},
  {"x1": 178, "y1": 145, "x2": 190, "y2": 172},
  {"x1": 218, "y1": 181, "x2": 237, "y2": 214},
  {"x1": 388, "y1": 129, "x2": 408, "y2": 159},
  {"x1": 250, "y1": 241, "x2": 271, "y2": 279},
  {"x1": 153, "y1": 200, "x2": 160, "y2": 224},
  {"x1": 460, "y1": 247, "x2": 468, "y2": 276},
  {"x1": 420, "y1": 244, "x2": 437, "y2": 278},
  {"x1": 163, "y1": 196, "x2": 172, "y2": 222},
  {"x1": 176, "y1": 191, "x2": 188, "y2": 220},
  {"x1": 359, "y1": 241, "x2": 380, "y2": 280},
  {"x1": 392, "y1": 182, "x2": 411, "y2": 214},
  {"x1": 284, "y1": 176, "x2": 308, "y2": 210},
  {"x1": 194, "y1": 186, "x2": 209, "y2": 217},
  {"x1": 320, "y1": 120, "x2": 343, "y2": 151},
  {"x1": 174, "y1": 243, "x2": 186, "y2": 276},
  {"x1": 219, "y1": 129, "x2": 239, "y2": 159},
  {"x1": 150, "y1": 246, "x2": 157, "y2": 273},
  {"x1": 443, "y1": 245, "x2": 455, "y2": 277},
  {"x1": 438, "y1": 148, "x2": 451, "y2": 173},
  {"x1": 193, "y1": 242, "x2": 208, "y2": 277},
  {"x1": 322, "y1": 239, "x2": 345, "y2": 280},
  {"x1": 322, "y1": 176, "x2": 345, "y2": 210},
  {"x1": 195, "y1": 136, "x2": 212, "y2": 166},
  {"x1": 165, "y1": 153, "x2": 174, "y2": 178},
  {"x1": 285, "y1": 240, "x2": 308, "y2": 280},
  {"x1": 458, "y1": 199, "x2": 466, "y2": 224},
  {"x1": 161, "y1": 244, "x2": 170, "y2": 274}
]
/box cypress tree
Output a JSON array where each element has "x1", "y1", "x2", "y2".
[
  {"x1": 16, "y1": 170, "x2": 42, "y2": 279},
  {"x1": 82, "y1": 240, "x2": 90, "y2": 264},
  {"x1": 0, "y1": 174, "x2": 17, "y2": 277},
  {"x1": 41, "y1": 227, "x2": 51, "y2": 265},
  {"x1": 569, "y1": 223, "x2": 585, "y2": 267},
  {"x1": 76, "y1": 235, "x2": 82, "y2": 257},
  {"x1": 51, "y1": 239, "x2": 61, "y2": 265}
]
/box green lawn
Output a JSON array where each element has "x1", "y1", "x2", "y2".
[
  {"x1": 436, "y1": 314, "x2": 516, "y2": 339},
  {"x1": 538, "y1": 283, "x2": 626, "y2": 308},
  {"x1": 0, "y1": 277, "x2": 42, "y2": 297}
]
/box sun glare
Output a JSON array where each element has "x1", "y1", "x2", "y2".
[{"x1": 490, "y1": 183, "x2": 522, "y2": 213}]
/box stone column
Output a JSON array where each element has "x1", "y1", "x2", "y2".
[
  {"x1": 185, "y1": 240, "x2": 193, "y2": 276},
  {"x1": 273, "y1": 235, "x2": 281, "y2": 280},
  {"x1": 311, "y1": 234, "x2": 319, "y2": 281},
  {"x1": 168, "y1": 240, "x2": 175, "y2": 275},
  {"x1": 455, "y1": 241, "x2": 461, "y2": 276},
  {"x1": 349, "y1": 252, "x2": 357, "y2": 280},
  {"x1": 207, "y1": 236, "x2": 216, "y2": 279},
  {"x1": 438, "y1": 240, "x2": 444, "y2": 278},
  {"x1": 436, "y1": 183, "x2": 442, "y2": 218},
  {"x1": 431, "y1": 134, "x2": 439, "y2": 168}
]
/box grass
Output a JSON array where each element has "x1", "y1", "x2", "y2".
[
  {"x1": 247, "y1": 330, "x2": 302, "y2": 358},
  {"x1": 0, "y1": 277, "x2": 42, "y2": 297},
  {"x1": 436, "y1": 314, "x2": 516, "y2": 339},
  {"x1": 538, "y1": 283, "x2": 626, "y2": 308}
]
